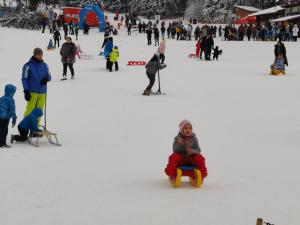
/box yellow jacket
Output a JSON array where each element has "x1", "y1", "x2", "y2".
[{"x1": 110, "y1": 49, "x2": 119, "y2": 62}]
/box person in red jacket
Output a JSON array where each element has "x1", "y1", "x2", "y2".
[
  {"x1": 196, "y1": 39, "x2": 201, "y2": 57},
  {"x1": 165, "y1": 120, "x2": 208, "y2": 180}
]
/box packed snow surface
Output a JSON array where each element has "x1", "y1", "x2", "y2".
[{"x1": 0, "y1": 26, "x2": 299, "y2": 225}]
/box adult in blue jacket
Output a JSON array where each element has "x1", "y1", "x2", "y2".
[
  {"x1": 104, "y1": 37, "x2": 113, "y2": 70},
  {"x1": 0, "y1": 84, "x2": 17, "y2": 147},
  {"x1": 22, "y1": 48, "x2": 51, "y2": 124},
  {"x1": 11, "y1": 108, "x2": 43, "y2": 143}
]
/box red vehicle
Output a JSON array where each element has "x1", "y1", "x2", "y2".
[{"x1": 61, "y1": 7, "x2": 99, "y2": 27}]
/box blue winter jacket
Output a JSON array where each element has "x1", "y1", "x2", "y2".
[
  {"x1": 0, "y1": 84, "x2": 17, "y2": 122},
  {"x1": 274, "y1": 57, "x2": 285, "y2": 70},
  {"x1": 19, "y1": 108, "x2": 43, "y2": 131},
  {"x1": 22, "y1": 57, "x2": 51, "y2": 94},
  {"x1": 104, "y1": 40, "x2": 113, "y2": 58}
]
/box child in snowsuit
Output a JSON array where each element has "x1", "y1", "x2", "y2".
[
  {"x1": 0, "y1": 84, "x2": 17, "y2": 148},
  {"x1": 196, "y1": 40, "x2": 201, "y2": 57},
  {"x1": 213, "y1": 46, "x2": 222, "y2": 61},
  {"x1": 143, "y1": 53, "x2": 167, "y2": 96},
  {"x1": 157, "y1": 39, "x2": 166, "y2": 64},
  {"x1": 47, "y1": 39, "x2": 54, "y2": 50},
  {"x1": 108, "y1": 46, "x2": 119, "y2": 72},
  {"x1": 270, "y1": 53, "x2": 285, "y2": 74},
  {"x1": 165, "y1": 120, "x2": 208, "y2": 180},
  {"x1": 11, "y1": 108, "x2": 43, "y2": 143}
]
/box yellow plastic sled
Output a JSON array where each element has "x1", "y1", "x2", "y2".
[{"x1": 170, "y1": 166, "x2": 203, "y2": 188}]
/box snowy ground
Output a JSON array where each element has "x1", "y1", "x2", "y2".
[{"x1": 0, "y1": 26, "x2": 299, "y2": 225}]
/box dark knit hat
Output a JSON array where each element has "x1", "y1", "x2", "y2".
[{"x1": 33, "y1": 48, "x2": 43, "y2": 56}]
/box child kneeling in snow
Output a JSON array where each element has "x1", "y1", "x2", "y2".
[
  {"x1": 11, "y1": 108, "x2": 43, "y2": 143},
  {"x1": 165, "y1": 120, "x2": 208, "y2": 180}
]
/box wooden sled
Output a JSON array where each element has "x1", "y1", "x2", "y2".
[
  {"x1": 270, "y1": 69, "x2": 286, "y2": 76},
  {"x1": 28, "y1": 126, "x2": 62, "y2": 148},
  {"x1": 127, "y1": 61, "x2": 146, "y2": 66},
  {"x1": 80, "y1": 54, "x2": 94, "y2": 60},
  {"x1": 256, "y1": 218, "x2": 274, "y2": 225}
]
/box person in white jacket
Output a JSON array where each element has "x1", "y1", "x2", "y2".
[{"x1": 292, "y1": 24, "x2": 299, "y2": 42}]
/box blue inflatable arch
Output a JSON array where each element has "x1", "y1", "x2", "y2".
[{"x1": 78, "y1": 4, "x2": 105, "y2": 32}]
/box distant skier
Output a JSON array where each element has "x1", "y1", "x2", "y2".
[
  {"x1": 147, "y1": 26, "x2": 152, "y2": 46},
  {"x1": 143, "y1": 53, "x2": 167, "y2": 96},
  {"x1": 0, "y1": 84, "x2": 17, "y2": 148},
  {"x1": 60, "y1": 36, "x2": 77, "y2": 80},
  {"x1": 22, "y1": 48, "x2": 51, "y2": 125},
  {"x1": 154, "y1": 26, "x2": 160, "y2": 46},
  {"x1": 165, "y1": 120, "x2": 208, "y2": 181}
]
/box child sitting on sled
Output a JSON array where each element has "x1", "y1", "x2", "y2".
[
  {"x1": 165, "y1": 120, "x2": 207, "y2": 181},
  {"x1": 47, "y1": 39, "x2": 54, "y2": 50},
  {"x1": 270, "y1": 53, "x2": 285, "y2": 75},
  {"x1": 11, "y1": 108, "x2": 43, "y2": 143}
]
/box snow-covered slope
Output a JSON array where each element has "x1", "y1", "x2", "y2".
[{"x1": 0, "y1": 26, "x2": 299, "y2": 225}]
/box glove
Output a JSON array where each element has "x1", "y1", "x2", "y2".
[
  {"x1": 24, "y1": 90, "x2": 31, "y2": 101},
  {"x1": 187, "y1": 149, "x2": 193, "y2": 155},
  {"x1": 40, "y1": 77, "x2": 49, "y2": 86}
]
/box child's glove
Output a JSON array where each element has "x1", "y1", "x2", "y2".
[
  {"x1": 177, "y1": 137, "x2": 183, "y2": 145},
  {"x1": 187, "y1": 149, "x2": 193, "y2": 155},
  {"x1": 24, "y1": 90, "x2": 31, "y2": 101}
]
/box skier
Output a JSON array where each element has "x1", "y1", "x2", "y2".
[
  {"x1": 127, "y1": 22, "x2": 132, "y2": 36},
  {"x1": 60, "y1": 36, "x2": 77, "y2": 80},
  {"x1": 104, "y1": 37, "x2": 114, "y2": 70},
  {"x1": 161, "y1": 21, "x2": 166, "y2": 39},
  {"x1": 0, "y1": 84, "x2": 17, "y2": 148},
  {"x1": 157, "y1": 39, "x2": 166, "y2": 64},
  {"x1": 165, "y1": 120, "x2": 208, "y2": 181},
  {"x1": 11, "y1": 108, "x2": 43, "y2": 143},
  {"x1": 22, "y1": 48, "x2": 51, "y2": 125},
  {"x1": 75, "y1": 23, "x2": 79, "y2": 40},
  {"x1": 53, "y1": 29, "x2": 61, "y2": 48},
  {"x1": 108, "y1": 46, "x2": 119, "y2": 72},
  {"x1": 143, "y1": 53, "x2": 167, "y2": 96}
]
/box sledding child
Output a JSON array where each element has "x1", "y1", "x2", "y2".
[
  {"x1": 108, "y1": 46, "x2": 119, "y2": 72},
  {"x1": 270, "y1": 53, "x2": 285, "y2": 75},
  {"x1": 143, "y1": 53, "x2": 167, "y2": 96},
  {"x1": 165, "y1": 120, "x2": 208, "y2": 181},
  {"x1": 212, "y1": 46, "x2": 222, "y2": 60},
  {"x1": 157, "y1": 39, "x2": 166, "y2": 64},
  {"x1": 196, "y1": 39, "x2": 201, "y2": 57},
  {"x1": 47, "y1": 39, "x2": 54, "y2": 51},
  {"x1": 11, "y1": 108, "x2": 43, "y2": 143},
  {"x1": 76, "y1": 44, "x2": 83, "y2": 59},
  {"x1": 0, "y1": 84, "x2": 17, "y2": 148}
]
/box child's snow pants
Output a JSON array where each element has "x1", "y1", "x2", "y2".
[{"x1": 165, "y1": 153, "x2": 207, "y2": 179}]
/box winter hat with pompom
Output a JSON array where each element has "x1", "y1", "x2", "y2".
[{"x1": 179, "y1": 120, "x2": 192, "y2": 133}]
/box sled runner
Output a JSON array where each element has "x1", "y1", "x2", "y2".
[
  {"x1": 170, "y1": 166, "x2": 202, "y2": 188},
  {"x1": 270, "y1": 69, "x2": 286, "y2": 76},
  {"x1": 28, "y1": 126, "x2": 62, "y2": 148},
  {"x1": 188, "y1": 54, "x2": 198, "y2": 58},
  {"x1": 127, "y1": 61, "x2": 146, "y2": 66},
  {"x1": 80, "y1": 54, "x2": 94, "y2": 60}
]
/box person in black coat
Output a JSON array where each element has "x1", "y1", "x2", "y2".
[
  {"x1": 274, "y1": 40, "x2": 288, "y2": 66},
  {"x1": 53, "y1": 29, "x2": 61, "y2": 48},
  {"x1": 147, "y1": 27, "x2": 153, "y2": 46},
  {"x1": 205, "y1": 35, "x2": 214, "y2": 60}
]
